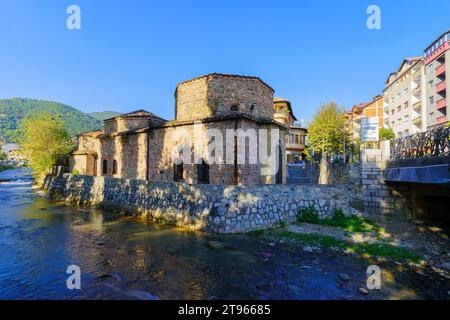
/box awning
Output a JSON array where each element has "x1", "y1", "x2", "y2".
[{"x1": 384, "y1": 164, "x2": 450, "y2": 184}]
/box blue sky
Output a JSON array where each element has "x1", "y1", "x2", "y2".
[{"x1": 0, "y1": 0, "x2": 449, "y2": 124}]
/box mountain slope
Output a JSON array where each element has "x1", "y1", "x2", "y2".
[
  {"x1": 0, "y1": 98, "x2": 103, "y2": 141},
  {"x1": 88, "y1": 111, "x2": 122, "y2": 121}
]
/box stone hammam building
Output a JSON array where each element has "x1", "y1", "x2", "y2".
[{"x1": 70, "y1": 74, "x2": 288, "y2": 185}]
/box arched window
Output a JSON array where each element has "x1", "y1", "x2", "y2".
[
  {"x1": 102, "y1": 160, "x2": 108, "y2": 175},
  {"x1": 197, "y1": 160, "x2": 210, "y2": 184},
  {"x1": 112, "y1": 160, "x2": 117, "y2": 175},
  {"x1": 173, "y1": 163, "x2": 184, "y2": 182}
]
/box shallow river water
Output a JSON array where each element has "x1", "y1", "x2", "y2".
[{"x1": 0, "y1": 169, "x2": 448, "y2": 300}]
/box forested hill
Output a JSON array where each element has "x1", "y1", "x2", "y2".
[{"x1": 0, "y1": 98, "x2": 103, "y2": 141}]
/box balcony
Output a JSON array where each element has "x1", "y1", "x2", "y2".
[
  {"x1": 412, "y1": 100, "x2": 422, "y2": 110},
  {"x1": 436, "y1": 98, "x2": 447, "y2": 110},
  {"x1": 436, "y1": 64, "x2": 446, "y2": 77},
  {"x1": 436, "y1": 115, "x2": 447, "y2": 125},
  {"x1": 436, "y1": 81, "x2": 446, "y2": 93}
]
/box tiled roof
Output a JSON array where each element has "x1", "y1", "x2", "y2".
[
  {"x1": 176, "y1": 73, "x2": 275, "y2": 92},
  {"x1": 104, "y1": 109, "x2": 167, "y2": 122}
]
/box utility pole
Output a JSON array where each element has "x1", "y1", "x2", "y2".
[{"x1": 343, "y1": 127, "x2": 346, "y2": 163}]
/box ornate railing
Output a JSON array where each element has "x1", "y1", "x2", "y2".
[{"x1": 390, "y1": 126, "x2": 450, "y2": 160}]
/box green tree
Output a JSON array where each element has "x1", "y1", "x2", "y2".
[
  {"x1": 18, "y1": 111, "x2": 73, "y2": 181},
  {"x1": 379, "y1": 127, "x2": 395, "y2": 141},
  {"x1": 307, "y1": 101, "x2": 346, "y2": 158}
]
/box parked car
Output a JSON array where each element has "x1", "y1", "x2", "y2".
[{"x1": 288, "y1": 160, "x2": 306, "y2": 170}]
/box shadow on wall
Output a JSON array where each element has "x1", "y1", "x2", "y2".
[{"x1": 307, "y1": 162, "x2": 361, "y2": 186}]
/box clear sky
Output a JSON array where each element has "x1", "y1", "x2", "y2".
[{"x1": 0, "y1": 0, "x2": 449, "y2": 124}]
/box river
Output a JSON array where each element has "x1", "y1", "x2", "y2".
[{"x1": 0, "y1": 168, "x2": 448, "y2": 300}]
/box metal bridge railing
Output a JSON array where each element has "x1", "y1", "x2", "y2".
[{"x1": 390, "y1": 126, "x2": 450, "y2": 160}]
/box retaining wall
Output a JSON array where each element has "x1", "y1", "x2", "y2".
[{"x1": 43, "y1": 173, "x2": 363, "y2": 233}]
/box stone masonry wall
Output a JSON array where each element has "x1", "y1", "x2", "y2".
[
  {"x1": 175, "y1": 74, "x2": 274, "y2": 122},
  {"x1": 43, "y1": 173, "x2": 362, "y2": 234},
  {"x1": 361, "y1": 147, "x2": 410, "y2": 216}
]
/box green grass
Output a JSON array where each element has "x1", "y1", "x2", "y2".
[
  {"x1": 0, "y1": 165, "x2": 14, "y2": 173},
  {"x1": 297, "y1": 207, "x2": 381, "y2": 234},
  {"x1": 250, "y1": 229, "x2": 422, "y2": 263}
]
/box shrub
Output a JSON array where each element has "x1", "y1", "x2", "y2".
[{"x1": 296, "y1": 206, "x2": 320, "y2": 224}]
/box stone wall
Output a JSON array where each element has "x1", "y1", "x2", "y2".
[
  {"x1": 175, "y1": 74, "x2": 274, "y2": 122},
  {"x1": 306, "y1": 162, "x2": 361, "y2": 186},
  {"x1": 43, "y1": 173, "x2": 362, "y2": 233},
  {"x1": 361, "y1": 146, "x2": 410, "y2": 216}
]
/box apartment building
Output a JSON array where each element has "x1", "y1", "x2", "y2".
[
  {"x1": 347, "y1": 96, "x2": 383, "y2": 142},
  {"x1": 424, "y1": 30, "x2": 449, "y2": 129},
  {"x1": 273, "y1": 98, "x2": 307, "y2": 162},
  {"x1": 382, "y1": 57, "x2": 426, "y2": 137}
]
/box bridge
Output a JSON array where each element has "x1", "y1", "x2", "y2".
[{"x1": 363, "y1": 126, "x2": 450, "y2": 223}]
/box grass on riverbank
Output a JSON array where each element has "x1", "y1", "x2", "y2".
[
  {"x1": 0, "y1": 165, "x2": 15, "y2": 173},
  {"x1": 249, "y1": 228, "x2": 422, "y2": 263},
  {"x1": 296, "y1": 207, "x2": 382, "y2": 234}
]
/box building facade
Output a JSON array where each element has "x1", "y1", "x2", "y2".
[
  {"x1": 273, "y1": 98, "x2": 307, "y2": 162},
  {"x1": 382, "y1": 57, "x2": 426, "y2": 137},
  {"x1": 424, "y1": 30, "x2": 449, "y2": 129},
  {"x1": 347, "y1": 95, "x2": 383, "y2": 144},
  {"x1": 70, "y1": 74, "x2": 288, "y2": 186}
]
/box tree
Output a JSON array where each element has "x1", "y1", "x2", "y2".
[
  {"x1": 306, "y1": 101, "x2": 346, "y2": 158},
  {"x1": 18, "y1": 111, "x2": 73, "y2": 181},
  {"x1": 379, "y1": 127, "x2": 395, "y2": 141}
]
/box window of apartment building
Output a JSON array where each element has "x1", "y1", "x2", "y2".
[
  {"x1": 427, "y1": 64, "x2": 433, "y2": 74},
  {"x1": 404, "y1": 102, "x2": 409, "y2": 109},
  {"x1": 294, "y1": 134, "x2": 300, "y2": 144},
  {"x1": 289, "y1": 134, "x2": 294, "y2": 144},
  {"x1": 197, "y1": 160, "x2": 210, "y2": 184},
  {"x1": 429, "y1": 96, "x2": 434, "y2": 105},
  {"x1": 173, "y1": 163, "x2": 184, "y2": 182},
  {"x1": 403, "y1": 115, "x2": 409, "y2": 123},
  {"x1": 397, "y1": 105, "x2": 401, "y2": 113},
  {"x1": 391, "y1": 109, "x2": 395, "y2": 115},
  {"x1": 299, "y1": 135, "x2": 305, "y2": 145},
  {"x1": 391, "y1": 121, "x2": 395, "y2": 127},
  {"x1": 404, "y1": 88, "x2": 409, "y2": 95},
  {"x1": 428, "y1": 80, "x2": 434, "y2": 89}
]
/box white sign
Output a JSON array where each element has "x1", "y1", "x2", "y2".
[{"x1": 361, "y1": 117, "x2": 379, "y2": 142}]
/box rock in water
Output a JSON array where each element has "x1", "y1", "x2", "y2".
[
  {"x1": 303, "y1": 246, "x2": 314, "y2": 253},
  {"x1": 358, "y1": 287, "x2": 369, "y2": 295},
  {"x1": 126, "y1": 290, "x2": 159, "y2": 300},
  {"x1": 206, "y1": 241, "x2": 225, "y2": 250},
  {"x1": 339, "y1": 273, "x2": 351, "y2": 282}
]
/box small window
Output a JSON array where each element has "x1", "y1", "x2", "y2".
[
  {"x1": 250, "y1": 104, "x2": 255, "y2": 112},
  {"x1": 102, "y1": 160, "x2": 108, "y2": 175},
  {"x1": 197, "y1": 160, "x2": 210, "y2": 184},
  {"x1": 173, "y1": 163, "x2": 184, "y2": 182},
  {"x1": 231, "y1": 105, "x2": 238, "y2": 112},
  {"x1": 112, "y1": 160, "x2": 117, "y2": 175}
]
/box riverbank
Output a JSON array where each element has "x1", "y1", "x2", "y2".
[{"x1": 0, "y1": 168, "x2": 449, "y2": 299}]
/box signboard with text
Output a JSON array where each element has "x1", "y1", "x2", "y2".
[{"x1": 360, "y1": 117, "x2": 379, "y2": 142}]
